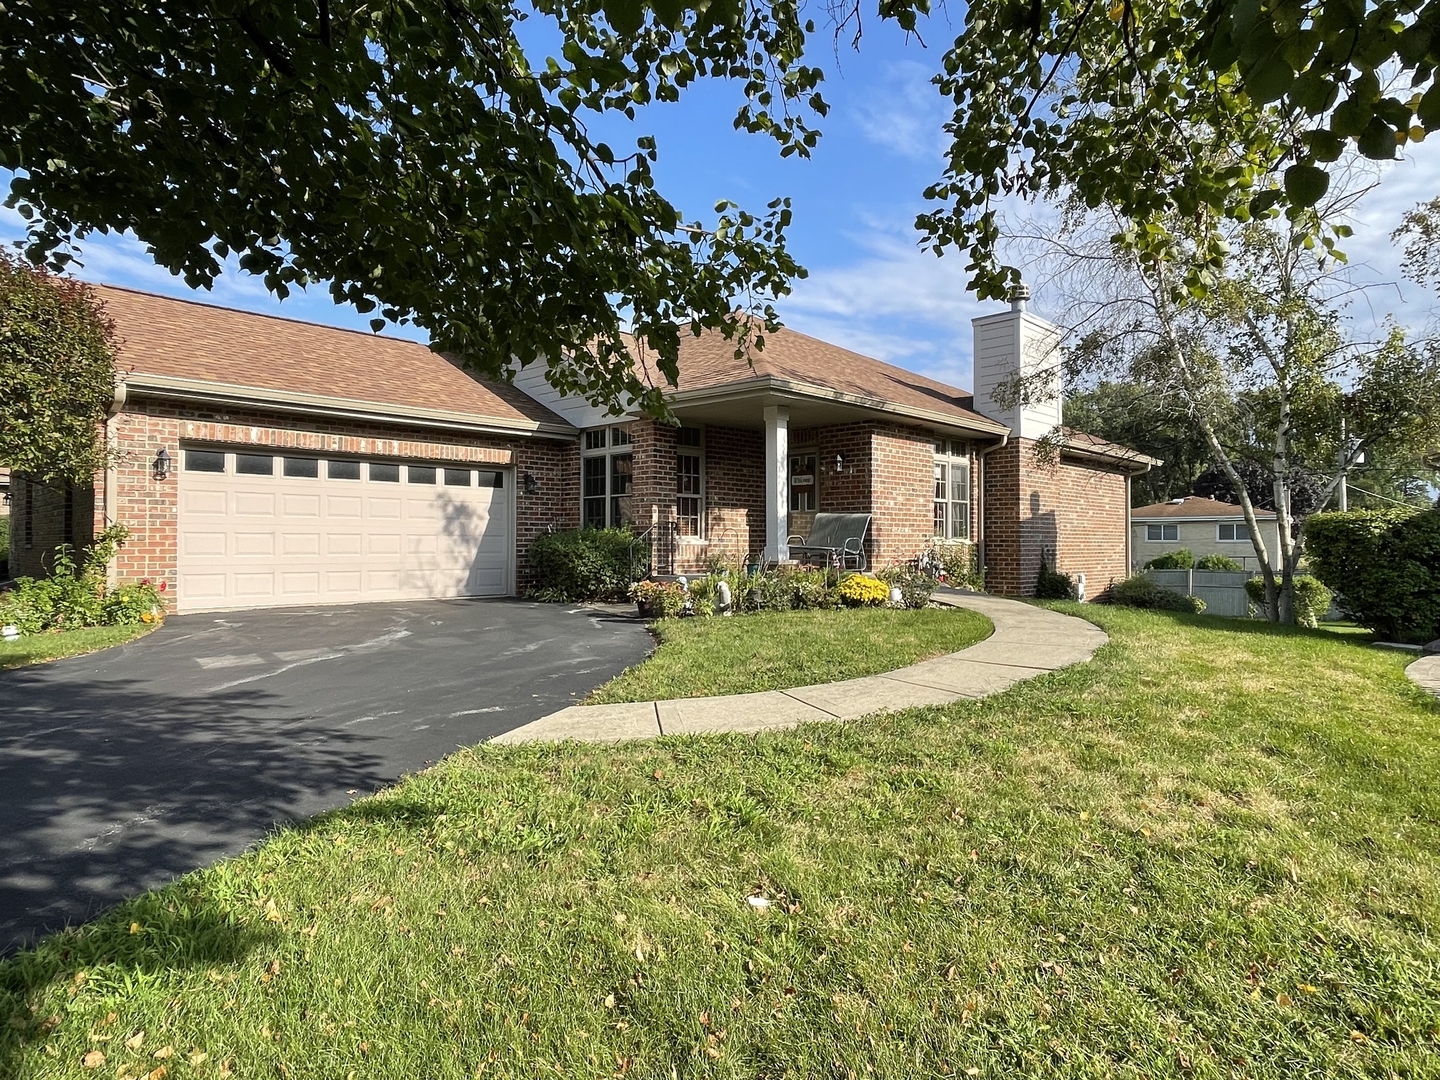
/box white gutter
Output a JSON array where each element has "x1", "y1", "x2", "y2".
[{"x1": 123, "y1": 373, "x2": 578, "y2": 439}]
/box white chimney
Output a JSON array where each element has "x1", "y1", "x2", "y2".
[{"x1": 971, "y1": 285, "x2": 1063, "y2": 441}]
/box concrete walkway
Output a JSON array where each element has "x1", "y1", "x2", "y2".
[
  {"x1": 491, "y1": 591, "x2": 1108, "y2": 745},
  {"x1": 1408, "y1": 655, "x2": 1440, "y2": 701}
]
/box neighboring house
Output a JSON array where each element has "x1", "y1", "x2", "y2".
[
  {"x1": 8, "y1": 285, "x2": 1156, "y2": 613},
  {"x1": 1131, "y1": 496, "x2": 1281, "y2": 571},
  {"x1": 0, "y1": 467, "x2": 9, "y2": 516}
]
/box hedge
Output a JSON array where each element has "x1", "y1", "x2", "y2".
[
  {"x1": 1305, "y1": 508, "x2": 1440, "y2": 643},
  {"x1": 1243, "y1": 575, "x2": 1332, "y2": 629},
  {"x1": 527, "y1": 528, "x2": 639, "y2": 601}
]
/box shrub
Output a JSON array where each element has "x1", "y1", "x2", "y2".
[
  {"x1": 528, "y1": 528, "x2": 638, "y2": 601},
  {"x1": 685, "y1": 575, "x2": 720, "y2": 617},
  {"x1": 629, "y1": 579, "x2": 687, "y2": 619},
  {"x1": 1035, "y1": 562, "x2": 1075, "y2": 600},
  {"x1": 835, "y1": 573, "x2": 889, "y2": 607},
  {"x1": 878, "y1": 565, "x2": 935, "y2": 609},
  {"x1": 1305, "y1": 508, "x2": 1440, "y2": 642},
  {"x1": 1195, "y1": 554, "x2": 1243, "y2": 572},
  {"x1": 917, "y1": 539, "x2": 982, "y2": 590},
  {"x1": 1243, "y1": 575, "x2": 1333, "y2": 629},
  {"x1": 1107, "y1": 575, "x2": 1206, "y2": 613},
  {"x1": 789, "y1": 569, "x2": 834, "y2": 610},
  {"x1": 751, "y1": 571, "x2": 794, "y2": 612},
  {"x1": 1144, "y1": 549, "x2": 1195, "y2": 570},
  {"x1": 0, "y1": 525, "x2": 164, "y2": 633}
]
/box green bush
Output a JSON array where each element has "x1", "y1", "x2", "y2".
[
  {"x1": 917, "y1": 539, "x2": 983, "y2": 590},
  {"x1": 1195, "y1": 553, "x2": 1243, "y2": 572},
  {"x1": 789, "y1": 568, "x2": 835, "y2": 610},
  {"x1": 0, "y1": 525, "x2": 164, "y2": 633},
  {"x1": 1243, "y1": 575, "x2": 1333, "y2": 629},
  {"x1": 751, "y1": 571, "x2": 794, "y2": 612},
  {"x1": 1107, "y1": 575, "x2": 1206, "y2": 613},
  {"x1": 1143, "y1": 549, "x2": 1195, "y2": 570},
  {"x1": 527, "y1": 528, "x2": 638, "y2": 601},
  {"x1": 1305, "y1": 508, "x2": 1440, "y2": 642},
  {"x1": 1035, "y1": 562, "x2": 1075, "y2": 600},
  {"x1": 878, "y1": 564, "x2": 935, "y2": 609},
  {"x1": 0, "y1": 515, "x2": 9, "y2": 577}
]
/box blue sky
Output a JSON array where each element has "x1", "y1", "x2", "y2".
[{"x1": 3, "y1": 9, "x2": 1437, "y2": 395}]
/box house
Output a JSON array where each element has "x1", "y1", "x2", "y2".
[
  {"x1": 5, "y1": 284, "x2": 1156, "y2": 612},
  {"x1": 1131, "y1": 496, "x2": 1280, "y2": 571}
]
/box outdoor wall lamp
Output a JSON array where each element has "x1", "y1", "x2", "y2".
[
  {"x1": 152, "y1": 447, "x2": 171, "y2": 481},
  {"x1": 522, "y1": 471, "x2": 539, "y2": 495},
  {"x1": 834, "y1": 453, "x2": 845, "y2": 473}
]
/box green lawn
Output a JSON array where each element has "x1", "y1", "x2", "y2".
[
  {"x1": 0, "y1": 623, "x2": 154, "y2": 670},
  {"x1": 3, "y1": 606, "x2": 1439, "y2": 1079},
  {"x1": 589, "y1": 606, "x2": 994, "y2": 702}
]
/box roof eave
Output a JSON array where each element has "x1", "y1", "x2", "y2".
[
  {"x1": 664, "y1": 376, "x2": 1010, "y2": 438},
  {"x1": 122, "y1": 373, "x2": 578, "y2": 439}
]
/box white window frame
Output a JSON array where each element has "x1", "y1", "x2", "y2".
[
  {"x1": 676, "y1": 426, "x2": 705, "y2": 538},
  {"x1": 580, "y1": 425, "x2": 634, "y2": 529},
  {"x1": 789, "y1": 450, "x2": 817, "y2": 513},
  {"x1": 1217, "y1": 522, "x2": 1248, "y2": 542},
  {"x1": 933, "y1": 438, "x2": 971, "y2": 541},
  {"x1": 1145, "y1": 523, "x2": 1179, "y2": 541}
]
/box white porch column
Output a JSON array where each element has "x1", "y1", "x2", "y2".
[{"x1": 764, "y1": 405, "x2": 789, "y2": 563}]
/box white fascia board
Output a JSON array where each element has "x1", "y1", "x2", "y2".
[
  {"x1": 122, "y1": 373, "x2": 578, "y2": 439},
  {"x1": 666, "y1": 376, "x2": 1010, "y2": 438}
]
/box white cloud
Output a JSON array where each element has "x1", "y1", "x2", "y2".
[{"x1": 847, "y1": 60, "x2": 950, "y2": 164}]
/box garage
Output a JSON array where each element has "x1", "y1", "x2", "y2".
[{"x1": 176, "y1": 446, "x2": 513, "y2": 612}]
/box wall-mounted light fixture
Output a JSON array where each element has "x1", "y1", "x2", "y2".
[
  {"x1": 522, "y1": 471, "x2": 539, "y2": 495},
  {"x1": 834, "y1": 453, "x2": 845, "y2": 473},
  {"x1": 152, "y1": 447, "x2": 171, "y2": 481}
]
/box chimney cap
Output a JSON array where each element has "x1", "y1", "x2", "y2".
[{"x1": 1009, "y1": 282, "x2": 1031, "y2": 312}]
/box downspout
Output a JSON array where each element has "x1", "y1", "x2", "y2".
[{"x1": 974, "y1": 433, "x2": 1010, "y2": 582}]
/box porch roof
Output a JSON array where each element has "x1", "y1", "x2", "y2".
[{"x1": 635, "y1": 325, "x2": 1009, "y2": 439}]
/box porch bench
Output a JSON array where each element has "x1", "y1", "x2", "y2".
[{"x1": 788, "y1": 512, "x2": 871, "y2": 571}]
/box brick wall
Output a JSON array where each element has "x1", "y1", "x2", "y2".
[
  {"x1": 7, "y1": 476, "x2": 95, "y2": 579},
  {"x1": 982, "y1": 438, "x2": 1130, "y2": 597},
  {"x1": 95, "y1": 396, "x2": 576, "y2": 592},
  {"x1": 869, "y1": 424, "x2": 935, "y2": 567}
]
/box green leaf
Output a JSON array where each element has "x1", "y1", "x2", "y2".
[
  {"x1": 1283, "y1": 163, "x2": 1330, "y2": 207},
  {"x1": 1245, "y1": 57, "x2": 1295, "y2": 103},
  {"x1": 1357, "y1": 117, "x2": 1398, "y2": 160}
]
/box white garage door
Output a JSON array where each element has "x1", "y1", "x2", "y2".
[{"x1": 176, "y1": 447, "x2": 512, "y2": 613}]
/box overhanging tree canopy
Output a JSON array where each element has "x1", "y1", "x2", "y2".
[{"x1": 1, "y1": 0, "x2": 827, "y2": 415}]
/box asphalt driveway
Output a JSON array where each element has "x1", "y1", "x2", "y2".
[{"x1": 0, "y1": 598, "x2": 651, "y2": 953}]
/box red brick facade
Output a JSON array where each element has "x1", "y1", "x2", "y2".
[
  {"x1": 981, "y1": 438, "x2": 1130, "y2": 597},
  {"x1": 8, "y1": 403, "x2": 1134, "y2": 605},
  {"x1": 17, "y1": 396, "x2": 577, "y2": 593}
]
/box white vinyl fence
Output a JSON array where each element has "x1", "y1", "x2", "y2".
[{"x1": 1145, "y1": 569, "x2": 1252, "y2": 618}]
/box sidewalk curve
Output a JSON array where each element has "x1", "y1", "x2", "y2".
[
  {"x1": 1408, "y1": 655, "x2": 1440, "y2": 701},
  {"x1": 490, "y1": 591, "x2": 1107, "y2": 746}
]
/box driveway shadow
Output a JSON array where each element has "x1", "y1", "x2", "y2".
[{"x1": 0, "y1": 675, "x2": 391, "y2": 954}]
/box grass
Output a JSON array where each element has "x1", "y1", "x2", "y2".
[
  {"x1": 3, "y1": 605, "x2": 1439, "y2": 1079},
  {"x1": 589, "y1": 606, "x2": 994, "y2": 702},
  {"x1": 0, "y1": 623, "x2": 154, "y2": 670}
]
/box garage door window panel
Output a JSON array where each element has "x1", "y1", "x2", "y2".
[
  {"x1": 284, "y1": 458, "x2": 319, "y2": 479},
  {"x1": 408, "y1": 466, "x2": 436, "y2": 484},
  {"x1": 328, "y1": 460, "x2": 361, "y2": 480},
  {"x1": 185, "y1": 450, "x2": 226, "y2": 473},
  {"x1": 235, "y1": 453, "x2": 274, "y2": 476},
  {"x1": 444, "y1": 468, "x2": 473, "y2": 487},
  {"x1": 370, "y1": 463, "x2": 400, "y2": 482}
]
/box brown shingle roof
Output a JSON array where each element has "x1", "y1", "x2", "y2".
[
  {"x1": 1058, "y1": 427, "x2": 1162, "y2": 469},
  {"x1": 635, "y1": 324, "x2": 1002, "y2": 432},
  {"x1": 1132, "y1": 495, "x2": 1276, "y2": 519},
  {"x1": 97, "y1": 285, "x2": 570, "y2": 432}
]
